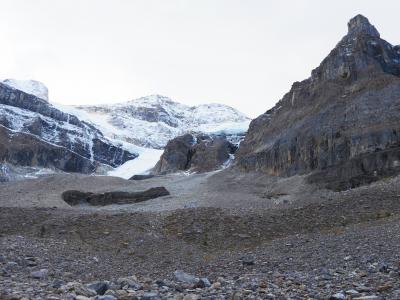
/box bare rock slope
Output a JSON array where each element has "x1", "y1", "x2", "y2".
[{"x1": 236, "y1": 15, "x2": 400, "y2": 190}]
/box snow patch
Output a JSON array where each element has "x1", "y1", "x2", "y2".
[{"x1": 108, "y1": 147, "x2": 163, "y2": 179}]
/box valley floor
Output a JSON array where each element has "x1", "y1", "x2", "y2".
[{"x1": 1, "y1": 170, "x2": 400, "y2": 299}]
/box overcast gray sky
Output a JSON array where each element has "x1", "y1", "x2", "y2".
[{"x1": 0, "y1": 0, "x2": 399, "y2": 117}]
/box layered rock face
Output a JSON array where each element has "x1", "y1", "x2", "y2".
[
  {"x1": 0, "y1": 83, "x2": 137, "y2": 175},
  {"x1": 236, "y1": 15, "x2": 400, "y2": 190},
  {"x1": 0, "y1": 126, "x2": 95, "y2": 173},
  {"x1": 153, "y1": 134, "x2": 237, "y2": 174}
]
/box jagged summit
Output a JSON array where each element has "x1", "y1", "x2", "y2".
[
  {"x1": 236, "y1": 14, "x2": 400, "y2": 190},
  {"x1": 347, "y1": 14, "x2": 380, "y2": 38},
  {"x1": 311, "y1": 14, "x2": 400, "y2": 83}
]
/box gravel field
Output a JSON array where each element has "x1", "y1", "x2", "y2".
[{"x1": 1, "y1": 170, "x2": 400, "y2": 299}]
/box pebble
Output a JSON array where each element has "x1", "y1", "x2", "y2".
[
  {"x1": 30, "y1": 269, "x2": 48, "y2": 279},
  {"x1": 173, "y1": 270, "x2": 198, "y2": 284},
  {"x1": 330, "y1": 292, "x2": 346, "y2": 300}
]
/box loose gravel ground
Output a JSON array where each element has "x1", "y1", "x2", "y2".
[{"x1": 1, "y1": 170, "x2": 400, "y2": 299}]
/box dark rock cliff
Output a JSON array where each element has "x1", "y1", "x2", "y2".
[
  {"x1": 0, "y1": 126, "x2": 96, "y2": 173},
  {"x1": 153, "y1": 134, "x2": 237, "y2": 174},
  {"x1": 235, "y1": 15, "x2": 400, "y2": 190}
]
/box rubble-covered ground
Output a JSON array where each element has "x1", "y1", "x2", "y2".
[{"x1": 1, "y1": 170, "x2": 400, "y2": 299}]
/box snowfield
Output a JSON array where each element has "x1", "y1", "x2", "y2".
[
  {"x1": 107, "y1": 147, "x2": 163, "y2": 179},
  {"x1": 71, "y1": 94, "x2": 251, "y2": 149}
]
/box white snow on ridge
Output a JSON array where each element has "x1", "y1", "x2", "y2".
[
  {"x1": 70, "y1": 94, "x2": 251, "y2": 149},
  {"x1": 197, "y1": 120, "x2": 251, "y2": 135},
  {"x1": 3, "y1": 79, "x2": 49, "y2": 101}
]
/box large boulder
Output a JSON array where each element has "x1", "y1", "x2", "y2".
[
  {"x1": 235, "y1": 15, "x2": 400, "y2": 190},
  {"x1": 153, "y1": 134, "x2": 237, "y2": 174}
]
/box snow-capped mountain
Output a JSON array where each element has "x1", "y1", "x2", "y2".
[
  {"x1": 2, "y1": 79, "x2": 49, "y2": 101},
  {"x1": 0, "y1": 79, "x2": 251, "y2": 180},
  {"x1": 0, "y1": 82, "x2": 137, "y2": 181},
  {"x1": 71, "y1": 94, "x2": 251, "y2": 149}
]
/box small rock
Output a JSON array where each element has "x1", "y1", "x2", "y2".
[
  {"x1": 117, "y1": 276, "x2": 142, "y2": 290},
  {"x1": 195, "y1": 277, "x2": 211, "y2": 288},
  {"x1": 345, "y1": 289, "x2": 359, "y2": 295},
  {"x1": 142, "y1": 292, "x2": 159, "y2": 300},
  {"x1": 94, "y1": 296, "x2": 117, "y2": 300},
  {"x1": 355, "y1": 285, "x2": 372, "y2": 292},
  {"x1": 377, "y1": 283, "x2": 392, "y2": 292},
  {"x1": 173, "y1": 270, "x2": 198, "y2": 284},
  {"x1": 183, "y1": 294, "x2": 200, "y2": 300},
  {"x1": 51, "y1": 279, "x2": 65, "y2": 288},
  {"x1": 5, "y1": 261, "x2": 19, "y2": 270},
  {"x1": 87, "y1": 281, "x2": 109, "y2": 295},
  {"x1": 242, "y1": 255, "x2": 255, "y2": 266},
  {"x1": 378, "y1": 263, "x2": 389, "y2": 273},
  {"x1": 330, "y1": 292, "x2": 346, "y2": 300},
  {"x1": 72, "y1": 283, "x2": 97, "y2": 297},
  {"x1": 30, "y1": 269, "x2": 48, "y2": 279},
  {"x1": 211, "y1": 282, "x2": 221, "y2": 289}
]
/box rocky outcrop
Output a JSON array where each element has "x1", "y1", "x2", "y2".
[
  {"x1": 153, "y1": 134, "x2": 237, "y2": 174},
  {"x1": 236, "y1": 15, "x2": 400, "y2": 190},
  {"x1": 0, "y1": 82, "x2": 137, "y2": 173},
  {"x1": 62, "y1": 187, "x2": 170, "y2": 206}
]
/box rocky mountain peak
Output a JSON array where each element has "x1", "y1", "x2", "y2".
[
  {"x1": 347, "y1": 14, "x2": 380, "y2": 38},
  {"x1": 309, "y1": 15, "x2": 400, "y2": 83},
  {"x1": 236, "y1": 14, "x2": 400, "y2": 190}
]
